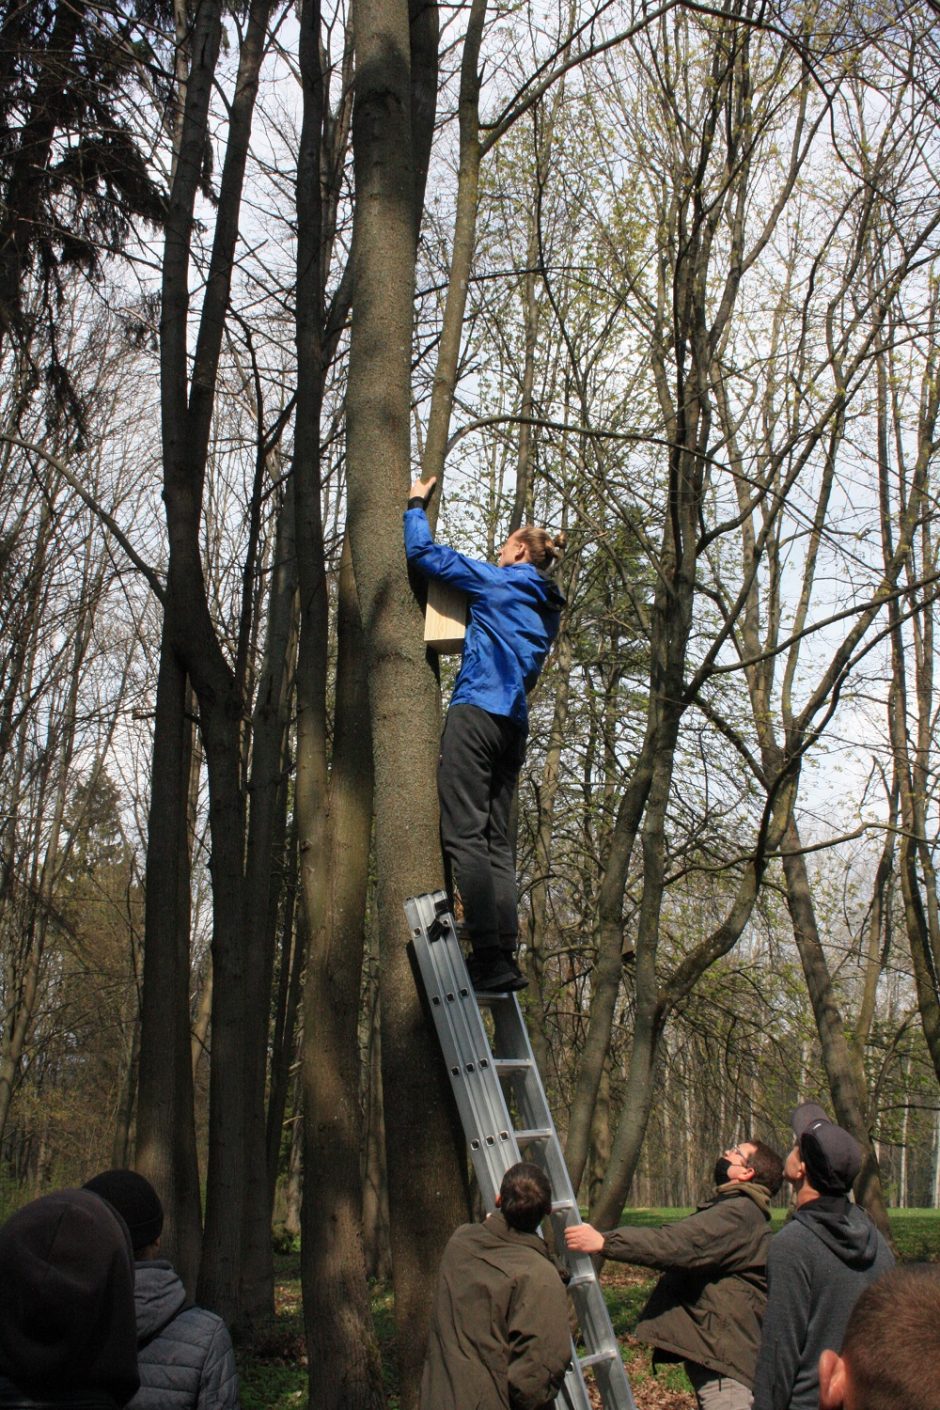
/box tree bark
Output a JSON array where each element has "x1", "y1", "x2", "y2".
[
  {"x1": 239, "y1": 484, "x2": 298, "y2": 1322},
  {"x1": 301, "y1": 538, "x2": 383, "y2": 1410},
  {"x1": 136, "y1": 640, "x2": 203, "y2": 1291},
  {"x1": 345, "y1": 0, "x2": 468, "y2": 1399}
]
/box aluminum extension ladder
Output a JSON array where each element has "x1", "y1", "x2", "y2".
[{"x1": 404, "y1": 890, "x2": 637, "y2": 1410}]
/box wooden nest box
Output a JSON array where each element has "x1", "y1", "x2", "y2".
[{"x1": 424, "y1": 578, "x2": 468, "y2": 654}]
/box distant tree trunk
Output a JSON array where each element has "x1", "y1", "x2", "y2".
[
  {"x1": 882, "y1": 299, "x2": 940, "y2": 1088},
  {"x1": 564, "y1": 739, "x2": 656, "y2": 1192},
  {"x1": 149, "y1": 0, "x2": 276, "y2": 1324},
  {"x1": 190, "y1": 956, "x2": 212, "y2": 1079},
  {"x1": 301, "y1": 537, "x2": 383, "y2": 1410},
  {"x1": 284, "y1": 1093, "x2": 303, "y2": 1240},
  {"x1": 345, "y1": 0, "x2": 467, "y2": 1397},
  {"x1": 362, "y1": 974, "x2": 391, "y2": 1280},
  {"x1": 136, "y1": 643, "x2": 202, "y2": 1291},
  {"x1": 266, "y1": 821, "x2": 303, "y2": 1196},
  {"x1": 240, "y1": 485, "x2": 298, "y2": 1322},
  {"x1": 779, "y1": 817, "x2": 891, "y2": 1237},
  {"x1": 526, "y1": 621, "x2": 573, "y2": 1078},
  {"x1": 111, "y1": 990, "x2": 140, "y2": 1169}
]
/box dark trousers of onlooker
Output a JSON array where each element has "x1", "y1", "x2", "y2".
[{"x1": 437, "y1": 703, "x2": 526, "y2": 953}]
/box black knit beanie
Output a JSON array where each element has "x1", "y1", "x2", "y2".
[
  {"x1": 83, "y1": 1168, "x2": 164, "y2": 1252},
  {"x1": 0, "y1": 1188, "x2": 140, "y2": 1405}
]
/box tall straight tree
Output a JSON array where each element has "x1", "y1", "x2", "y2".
[
  {"x1": 344, "y1": 0, "x2": 469, "y2": 1400},
  {"x1": 286, "y1": 0, "x2": 385, "y2": 1401},
  {"x1": 138, "y1": 0, "x2": 280, "y2": 1320}
]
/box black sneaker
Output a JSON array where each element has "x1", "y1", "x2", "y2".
[
  {"x1": 501, "y1": 955, "x2": 529, "y2": 992},
  {"x1": 467, "y1": 953, "x2": 524, "y2": 994}
]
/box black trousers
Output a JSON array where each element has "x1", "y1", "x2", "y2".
[{"x1": 437, "y1": 703, "x2": 527, "y2": 953}]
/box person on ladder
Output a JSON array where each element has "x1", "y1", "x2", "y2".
[{"x1": 405, "y1": 476, "x2": 566, "y2": 994}]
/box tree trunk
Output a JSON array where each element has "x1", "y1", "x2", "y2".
[
  {"x1": 526, "y1": 619, "x2": 573, "y2": 1079},
  {"x1": 154, "y1": 0, "x2": 275, "y2": 1323},
  {"x1": 780, "y1": 817, "x2": 891, "y2": 1236},
  {"x1": 345, "y1": 0, "x2": 468, "y2": 1398},
  {"x1": 136, "y1": 640, "x2": 202, "y2": 1291},
  {"x1": 266, "y1": 821, "x2": 304, "y2": 1197},
  {"x1": 301, "y1": 539, "x2": 383, "y2": 1410},
  {"x1": 240, "y1": 485, "x2": 299, "y2": 1323},
  {"x1": 361, "y1": 972, "x2": 391, "y2": 1281}
]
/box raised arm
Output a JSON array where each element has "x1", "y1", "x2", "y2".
[{"x1": 403, "y1": 490, "x2": 503, "y2": 597}]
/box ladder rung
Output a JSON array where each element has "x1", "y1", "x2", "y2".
[
  {"x1": 578, "y1": 1349, "x2": 618, "y2": 1368},
  {"x1": 566, "y1": 1272, "x2": 594, "y2": 1288},
  {"x1": 514, "y1": 1127, "x2": 552, "y2": 1142},
  {"x1": 551, "y1": 1198, "x2": 575, "y2": 1212},
  {"x1": 494, "y1": 1058, "x2": 533, "y2": 1073}
]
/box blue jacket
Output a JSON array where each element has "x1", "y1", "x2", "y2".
[{"x1": 404, "y1": 507, "x2": 564, "y2": 731}]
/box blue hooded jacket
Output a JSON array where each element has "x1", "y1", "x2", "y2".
[{"x1": 404, "y1": 507, "x2": 564, "y2": 732}]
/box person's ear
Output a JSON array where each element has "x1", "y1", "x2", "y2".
[
  {"x1": 818, "y1": 1349, "x2": 847, "y2": 1409},
  {"x1": 495, "y1": 1193, "x2": 502, "y2": 1207}
]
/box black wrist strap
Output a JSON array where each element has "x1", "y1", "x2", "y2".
[{"x1": 407, "y1": 496, "x2": 426, "y2": 509}]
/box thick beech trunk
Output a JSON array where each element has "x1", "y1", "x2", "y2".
[{"x1": 345, "y1": 0, "x2": 467, "y2": 1400}]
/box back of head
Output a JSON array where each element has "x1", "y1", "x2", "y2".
[
  {"x1": 84, "y1": 1167, "x2": 164, "y2": 1254},
  {"x1": 792, "y1": 1103, "x2": 861, "y2": 1195},
  {"x1": 747, "y1": 1139, "x2": 784, "y2": 1196},
  {"x1": 516, "y1": 526, "x2": 567, "y2": 574},
  {"x1": 0, "y1": 1188, "x2": 139, "y2": 1405},
  {"x1": 840, "y1": 1267, "x2": 940, "y2": 1410},
  {"x1": 499, "y1": 1162, "x2": 552, "y2": 1233}
]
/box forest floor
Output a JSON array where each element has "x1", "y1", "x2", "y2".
[{"x1": 237, "y1": 1207, "x2": 940, "y2": 1410}]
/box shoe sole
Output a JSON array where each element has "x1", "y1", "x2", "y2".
[{"x1": 472, "y1": 975, "x2": 528, "y2": 995}]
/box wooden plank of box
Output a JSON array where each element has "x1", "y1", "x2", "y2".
[{"x1": 424, "y1": 578, "x2": 468, "y2": 653}]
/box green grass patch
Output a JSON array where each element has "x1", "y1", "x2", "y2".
[{"x1": 884, "y1": 1208, "x2": 940, "y2": 1262}]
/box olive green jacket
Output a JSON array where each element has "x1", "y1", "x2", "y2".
[
  {"x1": 419, "y1": 1212, "x2": 571, "y2": 1410},
  {"x1": 602, "y1": 1180, "x2": 773, "y2": 1388}
]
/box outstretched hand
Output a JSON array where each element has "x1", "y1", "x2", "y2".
[
  {"x1": 565, "y1": 1222, "x2": 605, "y2": 1254},
  {"x1": 410, "y1": 476, "x2": 437, "y2": 505}
]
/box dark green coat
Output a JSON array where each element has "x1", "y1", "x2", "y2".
[
  {"x1": 419, "y1": 1212, "x2": 571, "y2": 1410},
  {"x1": 602, "y1": 1180, "x2": 773, "y2": 1388}
]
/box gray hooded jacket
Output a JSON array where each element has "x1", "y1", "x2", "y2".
[
  {"x1": 751, "y1": 1197, "x2": 894, "y2": 1410},
  {"x1": 130, "y1": 1262, "x2": 238, "y2": 1410}
]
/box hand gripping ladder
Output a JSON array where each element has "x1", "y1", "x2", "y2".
[{"x1": 404, "y1": 891, "x2": 637, "y2": 1410}]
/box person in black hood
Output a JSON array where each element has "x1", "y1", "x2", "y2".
[
  {"x1": 751, "y1": 1104, "x2": 895, "y2": 1410},
  {"x1": 82, "y1": 1170, "x2": 238, "y2": 1410},
  {"x1": 0, "y1": 1188, "x2": 140, "y2": 1410}
]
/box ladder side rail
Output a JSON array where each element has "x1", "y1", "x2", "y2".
[
  {"x1": 487, "y1": 988, "x2": 638, "y2": 1408},
  {"x1": 406, "y1": 900, "x2": 521, "y2": 1206},
  {"x1": 405, "y1": 893, "x2": 636, "y2": 1410}
]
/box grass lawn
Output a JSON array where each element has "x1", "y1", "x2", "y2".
[{"x1": 237, "y1": 1209, "x2": 940, "y2": 1409}]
